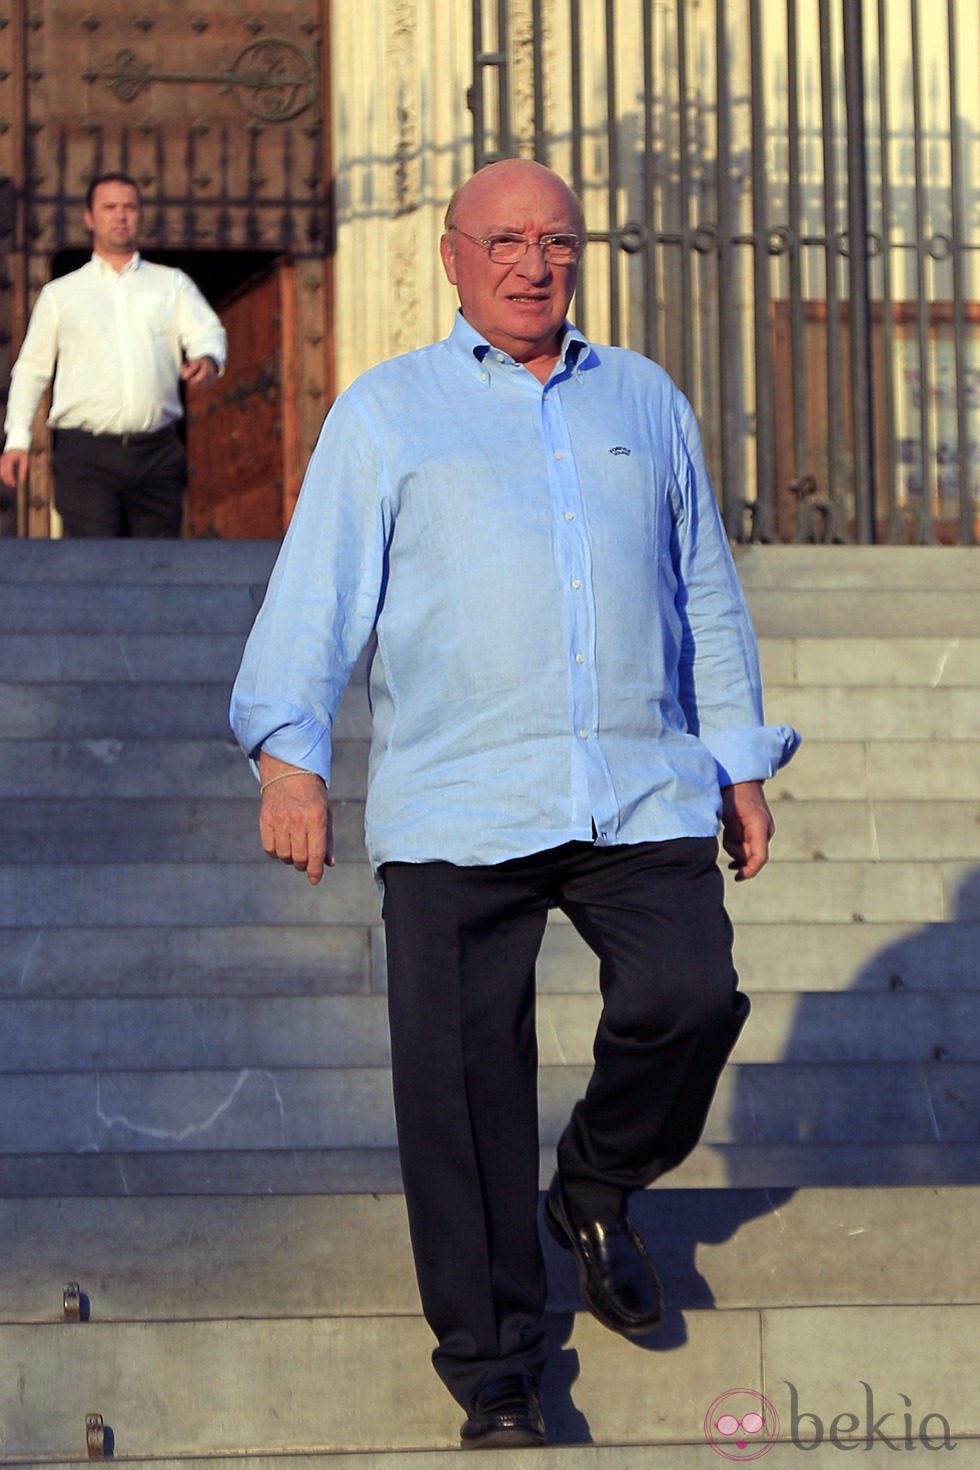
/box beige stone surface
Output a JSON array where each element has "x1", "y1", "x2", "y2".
[
  {"x1": 761, "y1": 1305, "x2": 980, "y2": 1442},
  {"x1": 764, "y1": 799, "x2": 980, "y2": 861},
  {"x1": 734, "y1": 546, "x2": 980, "y2": 593},
  {"x1": 765, "y1": 685, "x2": 980, "y2": 741},
  {"x1": 26, "y1": 1448, "x2": 980, "y2": 1468},
  {"x1": 781, "y1": 636, "x2": 980, "y2": 688},
  {"x1": 743, "y1": 589, "x2": 980, "y2": 638},
  {"x1": 724, "y1": 859, "x2": 945, "y2": 924},
  {"x1": 7, "y1": 1189, "x2": 973, "y2": 1327},
  {"x1": 732, "y1": 920, "x2": 979, "y2": 991}
]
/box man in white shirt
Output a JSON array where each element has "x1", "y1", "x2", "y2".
[{"x1": 1, "y1": 171, "x2": 227, "y2": 536}]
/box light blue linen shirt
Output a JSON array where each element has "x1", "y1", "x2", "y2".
[{"x1": 231, "y1": 313, "x2": 799, "y2": 870}]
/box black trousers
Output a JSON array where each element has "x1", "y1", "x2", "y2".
[
  {"x1": 52, "y1": 425, "x2": 186, "y2": 537},
  {"x1": 381, "y1": 836, "x2": 749, "y2": 1407}
]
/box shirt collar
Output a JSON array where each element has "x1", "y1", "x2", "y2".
[
  {"x1": 446, "y1": 309, "x2": 594, "y2": 383},
  {"x1": 90, "y1": 250, "x2": 142, "y2": 278}
]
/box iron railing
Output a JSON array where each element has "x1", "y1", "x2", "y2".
[{"x1": 469, "y1": 0, "x2": 979, "y2": 544}]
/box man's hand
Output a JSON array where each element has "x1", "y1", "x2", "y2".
[
  {"x1": 257, "y1": 752, "x2": 333, "y2": 886},
  {"x1": 181, "y1": 355, "x2": 218, "y2": 389},
  {"x1": 720, "y1": 780, "x2": 775, "y2": 882},
  {"x1": 0, "y1": 448, "x2": 29, "y2": 490}
]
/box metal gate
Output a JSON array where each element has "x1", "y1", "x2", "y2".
[{"x1": 469, "y1": 0, "x2": 979, "y2": 544}]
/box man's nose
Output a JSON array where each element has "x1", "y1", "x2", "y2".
[{"x1": 514, "y1": 242, "x2": 551, "y2": 280}]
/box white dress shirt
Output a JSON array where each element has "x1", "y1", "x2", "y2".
[{"x1": 3, "y1": 252, "x2": 227, "y2": 449}]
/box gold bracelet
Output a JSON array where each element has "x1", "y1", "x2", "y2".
[{"x1": 260, "y1": 769, "x2": 321, "y2": 794}]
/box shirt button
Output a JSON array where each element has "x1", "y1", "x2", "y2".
[
  {"x1": 575, "y1": 653, "x2": 585, "y2": 664},
  {"x1": 564, "y1": 511, "x2": 575, "y2": 521},
  {"x1": 479, "y1": 372, "x2": 488, "y2": 382},
  {"x1": 554, "y1": 450, "x2": 563, "y2": 460},
  {"x1": 578, "y1": 729, "x2": 589, "y2": 739},
  {"x1": 571, "y1": 578, "x2": 581, "y2": 589}
]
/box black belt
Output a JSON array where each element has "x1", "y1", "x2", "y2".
[{"x1": 59, "y1": 423, "x2": 177, "y2": 446}]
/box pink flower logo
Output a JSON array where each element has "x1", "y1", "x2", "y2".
[{"x1": 704, "y1": 1389, "x2": 780, "y2": 1460}]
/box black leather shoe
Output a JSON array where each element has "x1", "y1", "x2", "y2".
[
  {"x1": 544, "y1": 1175, "x2": 665, "y2": 1338},
  {"x1": 460, "y1": 1374, "x2": 546, "y2": 1449}
]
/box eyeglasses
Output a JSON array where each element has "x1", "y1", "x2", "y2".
[{"x1": 451, "y1": 227, "x2": 584, "y2": 264}]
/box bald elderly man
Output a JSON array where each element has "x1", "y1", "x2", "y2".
[{"x1": 232, "y1": 158, "x2": 798, "y2": 1449}]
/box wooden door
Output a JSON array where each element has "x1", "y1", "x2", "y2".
[{"x1": 184, "y1": 258, "x2": 301, "y2": 539}]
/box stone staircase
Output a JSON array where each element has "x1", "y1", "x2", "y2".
[{"x1": 0, "y1": 540, "x2": 977, "y2": 1464}]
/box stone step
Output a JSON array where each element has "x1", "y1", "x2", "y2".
[
  {"x1": 732, "y1": 919, "x2": 980, "y2": 991},
  {"x1": 3, "y1": 918, "x2": 975, "y2": 998},
  {"x1": 0, "y1": 738, "x2": 370, "y2": 800},
  {"x1": 10, "y1": 1452, "x2": 978, "y2": 1470},
  {"x1": 734, "y1": 543, "x2": 980, "y2": 590},
  {"x1": 3, "y1": 1140, "x2": 976, "y2": 1198},
  {"x1": 763, "y1": 684, "x2": 980, "y2": 740},
  {"x1": 0, "y1": 679, "x2": 372, "y2": 741},
  {"x1": 5, "y1": 798, "x2": 980, "y2": 865},
  {"x1": 0, "y1": 924, "x2": 380, "y2": 997},
  {"x1": 1, "y1": 1188, "x2": 973, "y2": 1324},
  {"x1": 763, "y1": 800, "x2": 980, "y2": 861},
  {"x1": 8, "y1": 633, "x2": 980, "y2": 691},
  {"x1": 2, "y1": 736, "x2": 967, "y2": 805},
  {"x1": 8, "y1": 677, "x2": 980, "y2": 745},
  {"x1": 0, "y1": 538, "x2": 279, "y2": 585},
  {"x1": 0, "y1": 632, "x2": 251, "y2": 682},
  {"x1": 768, "y1": 740, "x2": 980, "y2": 800},
  {"x1": 0, "y1": 1060, "x2": 975, "y2": 1156},
  {"x1": 0, "y1": 581, "x2": 264, "y2": 634},
  {"x1": 0, "y1": 858, "x2": 382, "y2": 927},
  {"x1": 724, "y1": 858, "x2": 970, "y2": 924},
  {"x1": 0, "y1": 857, "x2": 971, "y2": 928},
  {"x1": 758, "y1": 636, "x2": 980, "y2": 687},
  {"x1": 5, "y1": 633, "x2": 980, "y2": 690},
  {"x1": 0, "y1": 797, "x2": 368, "y2": 864},
  {"x1": 0, "y1": 991, "x2": 976, "y2": 1072},
  {"x1": 0, "y1": 1301, "x2": 974, "y2": 1459},
  {"x1": 743, "y1": 590, "x2": 980, "y2": 638},
  {"x1": 7, "y1": 539, "x2": 979, "y2": 592}
]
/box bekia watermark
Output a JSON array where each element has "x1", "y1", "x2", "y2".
[
  {"x1": 705, "y1": 1383, "x2": 956, "y2": 1457},
  {"x1": 704, "y1": 1390, "x2": 780, "y2": 1461}
]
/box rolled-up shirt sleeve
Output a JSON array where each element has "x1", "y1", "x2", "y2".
[
  {"x1": 669, "y1": 394, "x2": 800, "y2": 786},
  {"x1": 174, "y1": 272, "x2": 227, "y2": 373},
  {"x1": 3, "y1": 288, "x2": 58, "y2": 451},
  {"x1": 230, "y1": 391, "x2": 389, "y2": 783}
]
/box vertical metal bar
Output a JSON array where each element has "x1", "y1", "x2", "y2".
[
  {"x1": 716, "y1": 0, "x2": 742, "y2": 537},
  {"x1": 909, "y1": 0, "x2": 936, "y2": 541},
  {"x1": 470, "y1": 0, "x2": 486, "y2": 168},
  {"x1": 569, "y1": 0, "x2": 586, "y2": 330},
  {"x1": 496, "y1": 0, "x2": 512, "y2": 159},
  {"x1": 532, "y1": 0, "x2": 547, "y2": 164},
  {"x1": 842, "y1": 0, "x2": 876, "y2": 542},
  {"x1": 469, "y1": 0, "x2": 513, "y2": 168},
  {"x1": 604, "y1": 0, "x2": 621, "y2": 343},
  {"x1": 947, "y1": 0, "x2": 973, "y2": 544},
  {"x1": 818, "y1": 0, "x2": 846, "y2": 532},
  {"x1": 641, "y1": 0, "x2": 658, "y2": 361},
  {"x1": 786, "y1": 0, "x2": 809, "y2": 513},
  {"x1": 876, "y1": 0, "x2": 901, "y2": 541},
  {"x1": 675, "y1": 0, "x2": 694, "y2": 395},
  {"x1": 749, "y1": 0, "x2": 776, "y2": 541}
]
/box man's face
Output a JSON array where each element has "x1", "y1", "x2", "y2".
[
  {"x1": 440, "y1": 162, "x2": 583, "y2": 367},
  {"x1": 85, "y1": 181, "x2": 141, "y2": 259}
]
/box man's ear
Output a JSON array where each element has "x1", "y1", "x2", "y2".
[{"x1": 439, "y1": 233, "x2": 458, "y2": 286}]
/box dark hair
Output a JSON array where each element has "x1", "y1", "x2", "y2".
[{"x1": 85, "y1": 171, "x2": 141, "y2": 211}]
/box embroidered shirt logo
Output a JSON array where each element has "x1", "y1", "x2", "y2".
[{"x1": 609, "y1": 445, "x2": 631, "y2": 456}]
